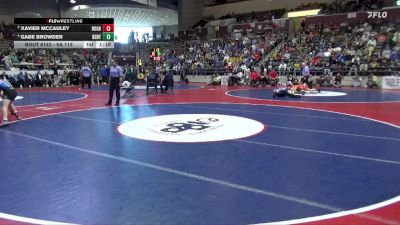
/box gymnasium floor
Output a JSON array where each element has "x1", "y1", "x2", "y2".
[{"x1": 0, "y1": 83, "x2": 399, "y2": 225}]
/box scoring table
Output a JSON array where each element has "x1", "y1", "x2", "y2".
[{"x1": 13, "y1": 18, "x2": 114, "y2": 49}]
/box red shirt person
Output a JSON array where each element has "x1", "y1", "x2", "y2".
[
  {"x1": 269, "y1": 69, "x2": 279, "y2": 85},
  {"x1": 250, "y1": 69, "x2": 259, "y2": 86},
  {"x1": 250, "y1": 70, "x2": 259, "y2": 81}
]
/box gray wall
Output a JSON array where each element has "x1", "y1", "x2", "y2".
[
  {"x1": 0, "y1": 0, "x2": 60, "y2": 23},
  {"x1": 165, "y1": 24, "x2": 178, "y2": 36},
  {"x1": 204, "y1": 0, "x2": 335, "y2": 18},
  {"x1": 153, "y1": 24, "x2": 178, "y2": 40},
  {"x1": 178, "y1": 0, "x2": 204, "y2": 30}
]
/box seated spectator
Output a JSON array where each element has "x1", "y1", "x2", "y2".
[
  {"x1": 269, "y1": 69, "x2": 279, "y2": 86},
  {"x1": 359, "y1": 57, "x2": 369, "y2": 76},
  {"x1": 22, "y1": 72, "x2": 32, "y2": 87},
  {"x1": 323, "y1": 62, "x2": 332, "y2": 76},
  {"x1": 259, "y1": 70, "x2": 269, "y2": 87},
  {"x1": 348, "y1": 54, "x2": 360, "y2": 77},
  {"x1": 352, "y1": 76, "x2": 362, "y2": 87},
  {"x1": 367, "y1": 73, "x2": 379, "y2": 88},
  {"x1": 161, "y1": 70, "x2": 174, "y2": 93},
  {"x1": 286, "y1": 73, "x2": 298, "y2": 87},
  {"x1": 377, "y1": 33, "x2": 387, "y2": 43},
  {"x1": 208, "y1": 74, "x2": 221, "y2": 85},
  {"x1": 35, "y1": 71, "x2": 44, "y2": 87},
  {"x1": 7, "y1": 74, "x2": 18, "y2": 86},
  {"x1": 17, "y1": 71, "x2": 25, "y2": 88},
  {"x1": 382, "y1": 45, "x2": 391, "y2": 60},
  {"x1": 367, "y1": 38, "x2": 377, "y2": 58},
  {"x1": 370, "y1": 59, "x2": 380, "y2": 70},
  {"x1": 392, "y1": 31, "x2": 400, "y2": 44},
  {"x1": 250, "y1": 68, "x2": 259, "y2": 87},
  {"x1": 333, "y1": 72, "x2": 343, "y2": 88}
]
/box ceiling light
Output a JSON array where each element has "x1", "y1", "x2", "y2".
[{"x1": 70, "y1": 0, "x2": 76, "y2": 3}]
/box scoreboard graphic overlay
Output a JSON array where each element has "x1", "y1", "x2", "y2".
[{"x1": 13, "y1": 18, "x2": 114, "y2": 49}]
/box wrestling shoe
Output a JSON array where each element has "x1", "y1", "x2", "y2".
[{"x1": 0, "y1": 120, "x2": 10, "y2": 127}]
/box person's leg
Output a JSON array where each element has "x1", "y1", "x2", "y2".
[
  {"x1": 9, "y1": 103, "x2": 21, "y2": 120},
  {"x1": 106, "y1": 85, "x2": 114, "y2": 105},
  {"x1": 115, "y1": 85, "x2": 120, "y2": 105},
  {"x1": 354, "y1": 67, "x2": 358, "y2": 80},
  {"x1": 81, "y1": 77, "x2": 85, "y2": 89},
  {"x1": 2, "y1": 99, "x2": 10, "y2": 122},
  {"x1": 87, "y1": 77, "x2": 92, "y2": 89}
]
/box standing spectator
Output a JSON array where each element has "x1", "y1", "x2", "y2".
[
  {"x1": 100, "y1": 65, "x2": 109, "y2": 85},
  {"x1": 80, "y1": 63, "x2": 92, "y2": 89},
  {"x1": 125, "y1": 65, "x2": 135, "y2": 82},
  {"x1": 301, "y1": 62, "x2": 312, "y2": 88},
  {"x1": 278, "y1": 61, "x2": 287, "y2": 76}
]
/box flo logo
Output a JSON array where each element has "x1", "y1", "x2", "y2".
[
  {"x1": 118, "y1": 114, "x2": 265, "y2": 143},
  {"x1": 367, "y1": 11, "x2": 388, "y2": 19},
  {"x1": 160, "y1": 118, "x2": 219, "y2": 134}
]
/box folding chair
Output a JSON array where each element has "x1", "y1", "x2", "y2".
[
  {"x1": 146, "y1": 77, "x2": 158, "y2": 95},
  {"x1": 122, "y1": 80, "x2": 137, "y2": 98}
]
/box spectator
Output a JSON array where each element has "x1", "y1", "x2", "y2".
[
  {"x1": 250, "y1": 68, "x2": 259, "y2": 87},
  {"x1": 333, "y1": 72, "x2": 343, "y2": 87},
  {"x1": 348, "y1": 54, "x2": 360, "y2": 77},
  {"x1": 278, "y1": 61, "x2": 287, "y2": 76},
  {"x1": 269, "y1": 69, "x2": 279, "y2": 86},
  {"x1": 367, "y1": 73, "x2": 379, "y2": 88}
]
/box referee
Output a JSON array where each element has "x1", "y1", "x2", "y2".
[
  {"x1": 80, "y1": 63, "x2": 92, "y2": 89},
  {"x1": 105, "y1": 60, "x2": 123, "y2": 106}
]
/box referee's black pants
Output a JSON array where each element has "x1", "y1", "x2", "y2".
[
  {"x1": 107, "y1": 77, "x2": 120, "y2": 105},
  {"x1": 81, "y1": 76, "x2": 91, "y2": 89}
]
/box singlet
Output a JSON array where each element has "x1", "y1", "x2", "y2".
[{"x1": 0, "y1": 79, "x2": 14, "y2": 91}]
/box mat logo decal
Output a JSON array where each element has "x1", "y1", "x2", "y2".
[
  {"x1": 118, "y1": 114, "x2": 265, "y2": 143},
  {"x1": 160, "y1": 118, "x2": 219, "y2": 134}
]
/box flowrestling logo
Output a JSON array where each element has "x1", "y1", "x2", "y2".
[
  {"x1": 367, "y1": 11, "x2": 388, "y2": 19},
  {"x1": 118, "y1": 114, "x2": 265, "y2": 143},
  {"x1": 160, "y1": 117, "x2": 220, "y2": 134}
]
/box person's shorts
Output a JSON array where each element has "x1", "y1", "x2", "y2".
[{"x1": 2, "y1": 89, "x2": 17, "y2": 101}]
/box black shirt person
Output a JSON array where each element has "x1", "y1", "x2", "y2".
[
  {"x1": 161, "y1": 71, "x2": 174, "y2": 93},
  {"x1": 106, "y1": 60, "x2": 123, "y2": 106}
]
